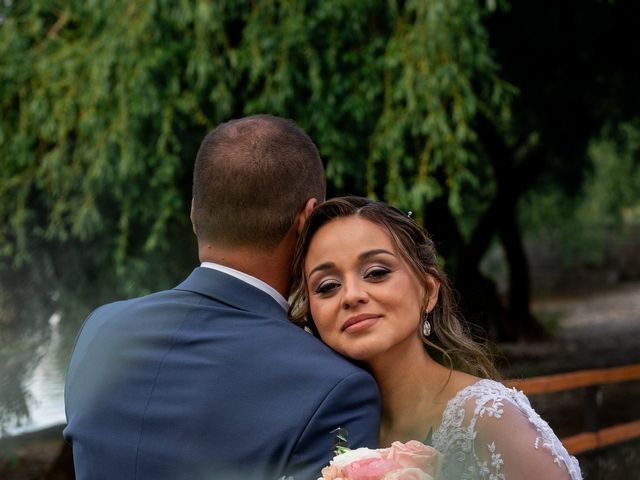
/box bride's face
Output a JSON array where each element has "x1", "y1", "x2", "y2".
[{"x1": 304, "y1": 216, "x2": 433, "y2": 362}]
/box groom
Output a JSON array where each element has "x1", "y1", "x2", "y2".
[{"x1": 63, "y1": 114, "x2": 380, "y2": 480}]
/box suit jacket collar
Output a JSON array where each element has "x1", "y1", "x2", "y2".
[{"x1": 174, "y1": 267, "x2": 288, "y2": 319}]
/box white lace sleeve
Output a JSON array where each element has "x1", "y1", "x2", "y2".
[{"x1": 432, "y1": 379, "x2": 582, "y2": 480}]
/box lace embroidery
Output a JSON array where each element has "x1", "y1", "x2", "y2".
[
  {"x1": 431, "y1": 379, "x2": 582, "y2": 480},
  {"x1": 487, "y1": 442, "x2": 505, "y2": 480}
]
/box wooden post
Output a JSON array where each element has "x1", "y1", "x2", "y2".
[{"x1": 583, "y1": 385, "x2": 600, "y2": 433}]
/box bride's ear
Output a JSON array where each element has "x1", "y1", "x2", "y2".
[
  {"x1": 424, "y1": 275, "x2": 441, "y2": 312},
  {"x1": 296, "y1": 198, "x2": 318, "y2": 235}
]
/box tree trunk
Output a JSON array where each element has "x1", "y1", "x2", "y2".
[
  {"x1": 424, "y1": 193, "x2": 511, "y2": 342},
  {"x1": 498, "y1": 203, "x2": 547, "y2": 339},
  {"x1": 473, "y1": 115, "x2": 549, "y2": 340}
]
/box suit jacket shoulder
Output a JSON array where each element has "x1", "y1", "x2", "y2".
[{"x1": 64, "y1": 267, "x2": 380, "y2": 480}]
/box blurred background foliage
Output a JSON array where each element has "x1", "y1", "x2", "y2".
[{"x1": 1, "y1": 0, "x2": 640, "y2": 428}]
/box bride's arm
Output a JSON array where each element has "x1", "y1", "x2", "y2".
[{"x1": 474, "y1": 397, "x2": 581, "y2": 480}]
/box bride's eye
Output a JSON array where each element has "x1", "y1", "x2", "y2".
[
  {"x1": 364, "y1": 267, "x2": 391, "y2": 281},
  {"x1": 315, "y1": 280, "x2": 340, "y2": 295}
]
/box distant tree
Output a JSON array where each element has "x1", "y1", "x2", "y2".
[{"x1": 471, "y1": 0, "x2": 640, "y2": 337}]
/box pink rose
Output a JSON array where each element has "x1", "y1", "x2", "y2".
[
  {"x1": 342, "y1": 457, "x2": 403, "y2": 480},
  {"x1": 318, "y1": 441, "x2": 441, "y2": 480},
  {"x1": 382, "y1": 467, "x2": 434, "y2": 480},
  {"x1": 384, "y1": 441, "x2": 441, "y2": 477}
]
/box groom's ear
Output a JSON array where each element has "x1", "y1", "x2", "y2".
[
  {"x1": 296, "y1": 198, "x2": 318, "y2": 235},
  {"x1": 190, "y1": 198, "x2": 197, "y2": 236}
]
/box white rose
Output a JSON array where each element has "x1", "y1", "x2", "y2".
[{"x1": 331, "y1": 447, "x2": 384, "y2": 469}]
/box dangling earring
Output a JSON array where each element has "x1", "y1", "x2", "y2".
[{"x1": 421, "y1": 312, "x2": 432, "y2": 337}]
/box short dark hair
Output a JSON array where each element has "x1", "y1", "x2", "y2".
[
  {"x1": 192, "y1": 114, "x2": 325, "y2": 248},
  {"x1": 289, "y1": 196, "x2": 499, "y2": 379}
]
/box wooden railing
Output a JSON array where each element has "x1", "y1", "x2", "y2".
[{"x1": 505, "y1": 363, "x2": 640, "y2": 455}]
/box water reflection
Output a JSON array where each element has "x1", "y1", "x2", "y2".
[{"x1": 1, "y1": 313, "x2": 65, "y2": 437}]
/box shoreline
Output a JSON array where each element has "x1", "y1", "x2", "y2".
[{"x1": 0, "y1": 424, "x2": 65, "y2": 450}]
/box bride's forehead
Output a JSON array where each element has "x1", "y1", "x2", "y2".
[
  {"x1": 315, "y1": 216, "x2": 390, "y2": 239},
  {"x1": 307, "y1": 218, "x2": 396, "y2": 261}
]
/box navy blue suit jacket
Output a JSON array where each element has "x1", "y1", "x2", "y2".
[{"x1": 64, "y1": 267, "x2": 380, "y2": 479}]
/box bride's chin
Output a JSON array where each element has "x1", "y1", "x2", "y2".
[
  {"x1": 329, "y1": 336, "x2": 387, "y2": 363},
  {"x1": 339, "y1": 346, "x2": 379, "y2": 363}
]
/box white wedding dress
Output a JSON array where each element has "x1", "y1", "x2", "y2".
[{"x1": 431, "y1": 379, "x2": 582, "y2": 480}]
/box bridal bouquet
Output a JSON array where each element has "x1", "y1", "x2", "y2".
[{"x1": 318, "y1": 440, "x2": 441, "y2": 480}]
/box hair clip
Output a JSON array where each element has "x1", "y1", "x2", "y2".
[{"x1": 407, "y1": 211, "x2": 413, "y2": 218}]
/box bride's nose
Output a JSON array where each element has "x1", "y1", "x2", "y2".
[{"x1": 341, "y1": 277, "x2": 369, "y2": 309}]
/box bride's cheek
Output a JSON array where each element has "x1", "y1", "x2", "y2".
[{"x1": 313, "y1": 308, "x2": 333, "y2": 336}]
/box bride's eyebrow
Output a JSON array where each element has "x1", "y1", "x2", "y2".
[
  {"x1": 308, "y1": 262, "x2": 335, "y2": 278},
  {"x1": 359, "y1": 249, "x2": 395, "y2": 261}
]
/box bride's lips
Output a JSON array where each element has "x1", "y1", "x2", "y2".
[{"x1": 342, "y1": 314, "x2": 380, "y2": 333}]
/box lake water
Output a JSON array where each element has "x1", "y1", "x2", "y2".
[{"x1": 2, "y1": 313, "x2": 66, "y2": 438}]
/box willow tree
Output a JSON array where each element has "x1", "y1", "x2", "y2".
[
  {"x1": 0, "y1": 0, "x2": 511, "y2": 320},
  {"x1": 2, "y1": 3, "x2": 534, "y2": 427}
]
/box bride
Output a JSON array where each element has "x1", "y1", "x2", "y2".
[{"x1": 289, "y1": 196, "x2": 582, "y2": 480}]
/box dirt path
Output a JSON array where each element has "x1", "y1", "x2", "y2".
[{"x1": 498, "y1": 281, "x2": 640, "y2": 377}]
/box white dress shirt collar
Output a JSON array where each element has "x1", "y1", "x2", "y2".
[{"x1": 200, "y1": 262, "x2": 289, "y2": 312}]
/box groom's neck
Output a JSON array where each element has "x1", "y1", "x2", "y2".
[{"x1": 197, "y1": 241, "x2": 293, "y2": 297}]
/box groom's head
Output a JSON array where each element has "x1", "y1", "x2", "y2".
[{"x1": 191, "y1": 114, "x2": 325, "y2": 250}]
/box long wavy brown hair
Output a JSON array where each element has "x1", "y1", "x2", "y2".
[{"x1": 289, "y1": 196, "x2": 499, "y2": 379}]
